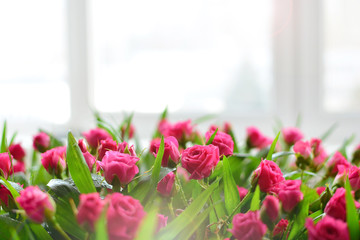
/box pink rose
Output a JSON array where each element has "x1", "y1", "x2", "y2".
[
  {"x1": 205, "y1": 130, "x2": 234, "y2": 156},
  {"x1": 181, "y1": 145, "x2": 219, "y2": 180},
  {"x1": 282, "y1": 127, "x2": 304, "y2": 146},
  {"x1": 316, "y1": 186, "x2": 326, "y2": 196},
  {"x1": 261, "y1": 195, "x2": 279, "y2": 223},
  {"x1": 156, "y1": 214, "x2": 168, "y2": 233},
  {"x1": 310, "y1": 138, "x2": 328, "y2": 166},
  {"x1": 237, "y1": 186, "x2": 248, "y2": 201},
  {"x1": 121, "y1": 123, "x2": 135, "y2": 140},
  {"x1": 159, "y1": 120, "x2": 193, "y2": 142},
  {"x1": 41, "y1": 146, "x2": 66, "y2": 177},
  {"x1": 118, "y1": 142, "x2": 137, "y2": 157},
  {"x1": 324, "y1": 187, "x2": 360, "y2": 221},
  {"x1": 349, "y1": 165, "x2": 360, "y2": 191},
  {"x1": 251, "y1": 160, "x2": 284, "y2": 194},
  {"x1": 83, "y1": 152, "x2": 96, "y2": 172},
  {"x1": 77, "y1": 193, "x2": 104, "y2": 231},
  {"x1": 306, "y1": 216, "x2": 349, "y2": 240},
  {"x1": 223, "y1": 122, "x2": 232, "y2": 134},
  {"x1": 157, "y1": 172, "x2": 175, "y2": 197},
  {"x1": 229, "y1": 211, "x2": 267, "y2": 240},
  {"x1": 0, "y1": 152, "x2": 12, "y2": 179},
  {"x1": 102, "y1": 151, "x2": 139, "y2": 186},
  {"x1": 0, "y1": 185, "x2": 12, "y2": 208},
  {"x1": 78, "y1": 139, "x2": 87, "y2": 153},
  {"x1": 327, "y1": 152, "x2": 351, "y2": 176},
  {"x1": 107, "y1": 193, "x2": 146, "y2": 240},
  {"x1": 16, "y1": 186, "x2": 55, "y2": 224},
  {"x1": 83, "y1": 128, "x2": 112, "y2": 149},
  {"x1": 273, "y1": 219, "x2": 288, "y2": 237},
  {"x1": 278, "y1": 180, "x2": 303, "y2": 212},
  {"x1": 293, "y1": 141, "x2": 312, "y2": 159},
  {"x1": 150, "y1": 137, "x2": 180, "y2": 167},
  {"x1": 99, "y1": 138, "x2": 118, "y2": 159},
  {"x1": 246, "y1": 127, "x2": 272, "y2": 149},
  {"x1": 11, "y1": 160, "x2": 26, "y2": 174},
  {"x1": 8, "y1": 143, "x2": 25, "y2": 161},
  {"x1": 33, "y1": 132, "x2": 50, "y2": 153}
]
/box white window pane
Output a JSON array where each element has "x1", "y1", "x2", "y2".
[
  {"x1": 323, "y1": 0, "x2": 360, "y2": 112},
  {"x1": 91, "y1": 0, "x2": 273, "y2": 114},
  {"x1": 0, "y1": 0, "x2": 70, "y2": 124}
]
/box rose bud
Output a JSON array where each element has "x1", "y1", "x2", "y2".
[
  {"x1": 324, "y1": 187, "x2": 360, "y2": 221},
  {"x1": 223, "y1": 122, "x2": 232, "y2": 134},
  {"x1": 11, "y1": 160, "x2": 26, "y2": 174},
  {"x1": 102, "y1": 151, "x2": 139, "y2": 187},
  {"x1": 158, "y1": 119, "x2": 172, "y2": 136},
  {"x1": 16, "y1": 186, "x2": 55, "y2": 224},
  {"x1": 316, "y1": 186, "x2": 326, "y2": 196},
  {"x1": 82, "y1": 128, "x2": 112, "y2": 149},
  {"x1": 260, "y1": 195, "x2": 279, "y2": 229},
  {"x1": 0, "y1": 185, "x2": 14, "y2": 210},
  {"x1": 205, "y1": 130, "x2": 234, "y2": 157},
  {"x1": 251, "y1": 160, "x2": 284, "y2": 194},
  {"x1": 107, "y1": 193, "x2": 146, "y2": 240},
  {"x1": 273, "y1": 219, "x2": 289, "y2": 239},
  {"x1": 33, "y1": 132, "x2": 50, "y2": 153},
  {"x1": 157, "y1": 172, "x2": 175, "y2": 197},
  {"x1": 8, "y1": 143, "x2": 25, "y2": 162},
  {"x1": 41, "y1": 146, "x2": 66, "y2": 177},
  {"x1": 347, "y1": 165, "x2": 360, "y2": 191},
  {"x1": 77, "y1": 193, "x2": 104, "y2": 232},
  {"x1": 228, "y1": 211, "x2": 267, "y2": 240},
  {"x1": 294, "y1": 141, "x2": 312, "y2": 169},
  {"x1": 306, "y1": 215, "x2": 349, "y2": 240},
  {"x1": 278, "y1": 180, "x2": 303, "y2": 213},
  {"x1": 237, "y1": 186, "x2": 248, "y2": 201},
  {"x1": 310, "y1": 138, "x2": 328, "y2": 167},
  {"x1": 168, "y1": 120, "x2": 193, "y2": 142},
  {"x1": 282, "y1": 127, "x2": 304, "y2": 146},
  {"x1": 121, "y1": 123, "x2": 135, "y2": 140},
  {"x1": 97, "y1": 138, "x2": 117, "y2": 160},
  {"x1": 118, "y1": 142, "x2": 136, "y2": 157},
  {"x1": 83, "y1": 152, "x2": 97, "y2": 172},
  {"x1": 246, "y1": 126, "x2": 272, "y2": 149},
  {"x1": 327, "y1": 151, "x2": 351, "y2": 177},
  {"x1": 0, "y1": 152, "x2": 12, "y2": 179},
  {"x1": 352, "y1": 144, "x2": 360, "y2": 165},
  {"x1": 181, "y1": 145, "x2": 219, "y2": 180},
  {"x1": 156, "y1": 214, "x2": 168, "y2": 233},
  {"x1": 150, "y1": 137, "x2": 180, "y2": 167},
  {"x1": 78, "y1": 139, "x2": 88, "y2": 153}
]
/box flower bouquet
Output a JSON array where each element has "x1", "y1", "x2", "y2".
[{"x1": 0, "y1": 110, "x2": 359, "y2": 240}]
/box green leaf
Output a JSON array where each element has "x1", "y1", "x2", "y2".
[
  {"x1": 266, "y1": 131, "x2": 280, "y2": 161},
  {"x1": 320, "y1": 122, "x2": 338, "y2": 141},
  {"x1": 228, "y1": 129, "x2": 239, "y2": 153},
  {"x1": 160, "y1": 106, "x2": 168, "y2": 120},
  {"x1": 151, "y1": 136, "x2": 164, "y2": 187},
  {"x1": 192, "y1": 114, "x2": 217, "y2": 124},
  {"x1": 97, "y1": 121, "x2": 121, "y2": 143},
  {"x1": 9, "y1": 131, "x2": 17, "y2": 146},
  {"x1": 157, "y1": 179, "x2": 220, "y2": 240},
  {"x1": 95, "y1": 208, "x2": 109, "y2": 240},
  {"x1": 223, "y1": 156, "x2": 240, "y2": 215},
  {"x1": 176, "y1": 207, "x2": 213, "y2": 240},
  {"x1": 1, "y1": 121, "x2": 7, "y2": 153},
  {"x1": 0, "y1": 176, "x2": 22, "y2": 208},
  {"x1": 338, "y1": 134, "x2": 355, "y2": 159},
  {"x1": 250, "y1": 185, "x2": 260, "y2": 211},
  {"x1": 28, "y1": 223, "x2": 52, "y2": 240},
  {"x1": 134, "y1": 208, "x2": 158, "y2": 240},
  {"x1": 66, "y1": 131, "x2": 96, "y2": 194},
  {"x1": 345, "y1": 177, "x2": 360, "y2": 240},
  {"x1": 0, "y1": 215, "x2": 27, "y2": 239},
  {"x1": 272, "y1": 151, "x2": 294, "y2": 160},
  {"x1": 30, "y1": 165, "x2": 52, "y2": 186},
  {"x1": 206, "y1": 128, "x2": 218, "y2": 145}
]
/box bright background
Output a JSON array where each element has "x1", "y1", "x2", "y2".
[{"x1": 0, "y1": 0, "x2": 360, "y2": 146}]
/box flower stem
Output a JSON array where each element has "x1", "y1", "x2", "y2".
[
  {"x1": 49, "y1": 217, "x2": 71, "y2": 240},
  {"x1": 175, "y1": 175, "x2": 188, "y2": 207}
]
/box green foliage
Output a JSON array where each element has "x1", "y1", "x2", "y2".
[
  {"x1": 206, "y1": 128, "x2": 218, "y2": 145},
  {"x1": 223, "y1": 156, "x2": 240, "y2": 215},
  {"x1": 345, "y1": 177, "x2": 360, "y2": 240},
  {"x1": 266, "y1": 131, "x2": 280, "y2": 161},
  {"x1": 250, "y1": 185, "x2": 260, "y2": 211},
  {"x1": 66, "y1": 131, "x2": 96, "y2": 194},
  {"x1": 1, "y1": 121, "x2": 7, "y2": 153},
  {"x1": 134, "y1": 208, "x2": 158, "y2": 240}
]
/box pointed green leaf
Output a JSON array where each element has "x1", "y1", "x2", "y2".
[
  {"x1": 223, "y1": 156, "x2": 240, "y2": 215},
  {"x1": 272, "y1": 151, "x2": 294, "y2": 160},
  {"x1": 0, "y1": 176, "x2": 22, "y2": 208},
  {"x1": 228, "y1": 129, "x2": 239, "y2": 153},
  {"x1": 157, "y1": 179, "x2": 220, "y2": 240},
  {"x1": 250, "y1": 185, "x2": 260, "y2": 211},
  {"x1": 28, "y1": 223, "x2": 52, "y2": 240},
  {"x1": 192, "y1": 114, "x2": 217, "y2": 124},
  {"x1": 160, "y1": 106, "x2": 168, "y2": 120},
  {"x1": 266, "y1": 131, "x2": 280, "y2": 161},
  {"x1": 9, "y1": 132, "x2": 17, "y2": 146},
  {"x1": 151, "y1": 136, "x2": 164, "y2": 186},
  {"x1": 135, "y1": 208, "x2": 158, "y2": 240},
  {"x1": 176, "y1": 207, "x2": 213, "y2": 240},
  {"x1": 95, "y1": 208, "x2": 109, "y2": 240},
  {"x1": 66, "y1": 131, "x2": 96, "y2": 193},
  {"x1": 345, "y1": 177, "x2": 360, "y2": 240},
  {"x1": 320, "y1": 122, "x2": 338, "y2": 141},
  {"x1": 206, "y1": 128, "x2": 218, "y2": 145},
  {"x1": 1, "y1": 121, "x2": 7, "y2": 153}
]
